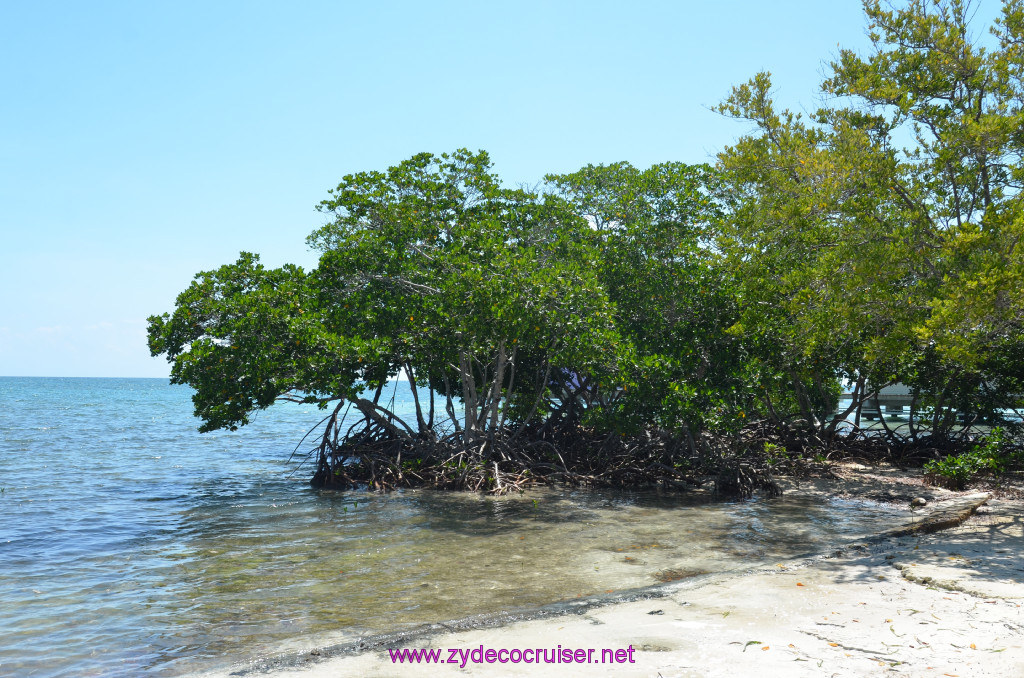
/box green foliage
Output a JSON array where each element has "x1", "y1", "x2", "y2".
[
  {"x1": 308, "y1": 149, "x2": 619, "y2": 436},
  {"x1": 147, "y1": 254, "x2": 325, "y2": 432},
  {"x1": 715, "y1": 0, "x2": 1024, "y2": 437},
  {"x1": 924, "y1": 428, "x2": 1014, "y2": 489},
  {"x1": 762, "y1": 442, "x2": 789, "y2": 465},
  {"x1": 546, "y1": 162, "x2": 739, "y2": 434}
]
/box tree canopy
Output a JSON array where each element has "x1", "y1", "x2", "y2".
[{"x1": 715, "y1": 0, "x2": 1024, "y2": 445}]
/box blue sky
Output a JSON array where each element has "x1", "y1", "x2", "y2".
[{"x1": 0, "y1": 1, "x2": 997, "y2": 377}]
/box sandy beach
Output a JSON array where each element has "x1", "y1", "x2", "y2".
[{"x1": 201, "y1": 469, "x2": 1024, "y2": 678}]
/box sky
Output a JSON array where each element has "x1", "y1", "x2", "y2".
[{"x1": 0, "y1": 1, "x2": 1002, "y2": 377}]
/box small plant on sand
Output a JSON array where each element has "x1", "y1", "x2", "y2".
[{"x1": 924, "y1": 428, "x2": 1013, "y2": 490}]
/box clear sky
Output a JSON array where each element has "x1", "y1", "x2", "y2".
[{"x1": 0, "y1": 1, "x2": 999, "y2": 377}]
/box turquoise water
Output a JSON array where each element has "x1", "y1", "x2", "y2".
[{"x1": 0, "y1": 377, "x2": 905, "y2": 677}]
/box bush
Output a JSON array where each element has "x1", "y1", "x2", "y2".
[{"x1": 924, "y1": 428, "x2": 1014, "y2": 490}]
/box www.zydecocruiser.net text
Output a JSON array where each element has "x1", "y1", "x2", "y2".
[{"x1": 388, "y1": 645, "x2": 637, "y2": 667}]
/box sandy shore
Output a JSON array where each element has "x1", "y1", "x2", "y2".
[{"x1": 201, "y1": 470, "x2": 1024, "y2": 678}]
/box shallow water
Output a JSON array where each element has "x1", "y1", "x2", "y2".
[{"x1": 0, "y1": 378, "x2": 904, "y2": 677}]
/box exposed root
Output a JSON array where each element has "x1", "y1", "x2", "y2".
[
  {"x1": 304, "y1": 410, "x2": 1014, "y2": 498},
  {"x1": 307, "y1": 409, "x2": 784, "y2": 498}
]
